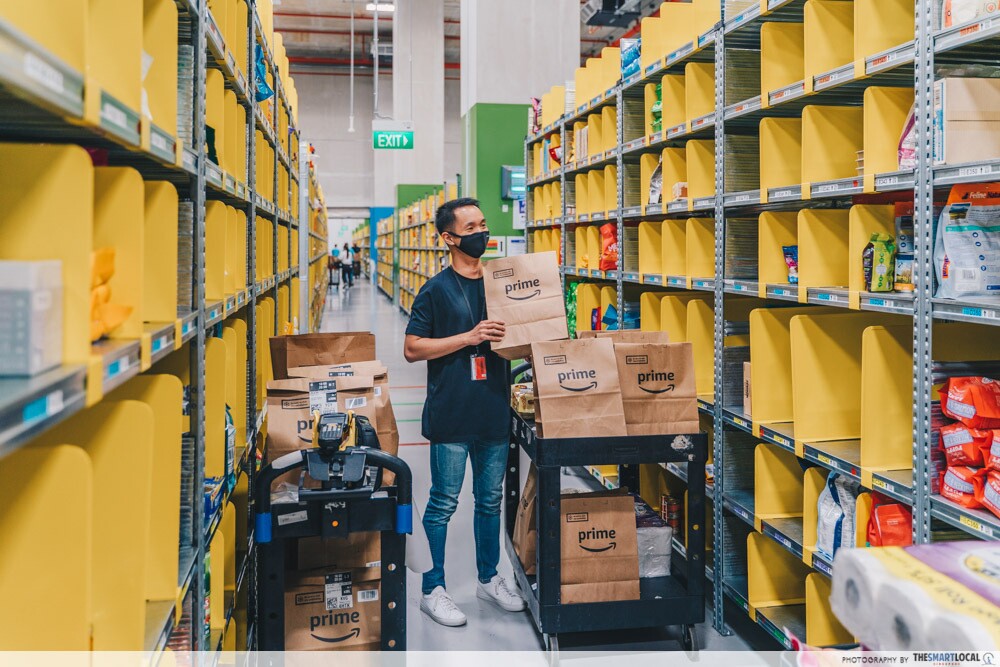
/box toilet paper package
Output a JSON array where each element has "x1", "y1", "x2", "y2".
[
  {"x1": 632, "y1": 494, "x2": 672, "y2": 578},
  {"x1": 832, "y1": 542, "x2": 1000, "y2": 650}
]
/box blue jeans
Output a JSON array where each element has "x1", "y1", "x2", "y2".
[{"x1": 422, "y1": 439, "x2": 508, "y2": 594}]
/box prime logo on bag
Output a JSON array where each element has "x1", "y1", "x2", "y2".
[
  {"x1": 308, "y1": 610, "x2": 362, "y2": 643},
  {"x1": 557, "y1": 368, "x2": 598, "y2": 392},
  {"x1": 566, "y1": 511, "x2": 618, "y2": 552},
  {"x1": 503, "y1": 276, "x2": 542, "y2": 300}
]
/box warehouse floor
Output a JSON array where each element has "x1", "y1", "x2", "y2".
[{"x1": 319, "y1": 278, "x2": 758, "y2": 652}]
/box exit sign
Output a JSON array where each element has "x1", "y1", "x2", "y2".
[{"x1": 373, "y1": 130, "x2": 414, "y2": 150}]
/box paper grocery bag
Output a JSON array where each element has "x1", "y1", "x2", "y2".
[
  {"x1": 560, "y1": 492, "x2": 640, "y2": 604},
  {"x1": 484, "y1": 251, "x2": 568, "y2": 360},
  {"x1": 613, "y1": 342, "x2": 698, "y2": 436},
  {"x1": 530, "y1": 338, "x2": 627, "y2": 439},
  {"x1": 270, "y1": 332, "x2": 376, "y2": 379},
  {"x1": 513, "y1": 464, "x2": 539, "y2": 575},
  {"x1": 264, "y1": 378, "x2": 315, "y2": 486},
  {"x1": 578, "y1": 330, "x2": 670, "y2": 343}
]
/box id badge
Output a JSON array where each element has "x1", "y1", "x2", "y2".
[{"x1": 470, "y1": 354, "x2": 487, "y2": 381}]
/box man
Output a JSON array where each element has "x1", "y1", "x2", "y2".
[
  {"x1": 351, "y1": 241, "x2": 363, "y2": 279},
  {"x1": 403, "y1": 198, "x2": 525, "y2": 627},
  {"x1": 340, "y1": 243, "x2": 354, "y2": 288}
]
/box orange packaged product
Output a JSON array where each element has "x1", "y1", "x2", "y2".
[
  {"x1": 939, "y1": 422, "x2": 992, "y2": 467},
  {"x1": 866, "y1": 493, "x2": 913, "y2": 547},
  {"x1": 941, "y1": 465, "x2": 987, "y2": 509},
  {"x1": 942, "y1": 377, "x2": 1000, "y2": 429},
  {"x1": 982, "y1": 471, "x2": 1000, "y2": 520},
  {"x1": 989, "y1": 431, "x2": 1000, "y2": 471}
]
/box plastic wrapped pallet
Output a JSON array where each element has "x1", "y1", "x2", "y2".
[{"x1": 632, "y1": 494, "x2": 673, "y2": 578}]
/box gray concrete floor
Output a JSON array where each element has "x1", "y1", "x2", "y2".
[{"x1": 319, "y1": 279, "x2": 754, "y2": 652}]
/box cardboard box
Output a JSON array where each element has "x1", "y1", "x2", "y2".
[
  {"x1": 0, "y1": 260, "x2": 62, "y2": 376},
  {"x1": 933, "y1": 77, "x2": 1000, "y2": 165},
  {"x1": 270, "y1": 332, "x2": 376, "y2": 380},
  {"x1": 298, "y1": 533, "x2": 381, "y2": 572},
  {"x1": 284, "y1": 568, "x2": 381, "y2": 651},
  {"x1": 613, "y1": 341, "x2": 698, "y2": 436},
  {"x1": 514, "y1": 468, "x2": 641, "y2": 603},
  {"x1": 483, "y1": 251, "x2": 568, "y2": 360},
  {"x1": 743, "y1": 361, "x2": 752, "y2": 417}
]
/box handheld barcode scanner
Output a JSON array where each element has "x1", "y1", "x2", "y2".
[{"x1": 255, "y1": 407, "x2": 413, "y2": 650}]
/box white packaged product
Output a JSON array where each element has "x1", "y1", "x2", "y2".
[
  {"x1": 943, "y1": 0, "x2": 1000, "y2": 28},
  {"x1": 632, "y1": 494, "x2": 672, "y2": 578},
  {"x1": 0, "y1": 260, "x2": 63, "y2": 377},
  {"x1": 934, "y1": 184, "x2": 1000, "y2": 299},
  {"x1": 816, "y1": 471, "x2": 860, "y2": 559}
]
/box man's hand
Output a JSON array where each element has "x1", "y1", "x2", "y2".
[{"x1": 467, "y1": 319, "x2": 506, "y2": 345}]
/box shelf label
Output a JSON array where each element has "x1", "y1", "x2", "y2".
[
  {"x1": 816, "y1": 182, "x2": 842, "y2": 194},
  {"x1": 730, "y1": 193, "x2": 752, "y2": 204},
  {"x1": 815, "y1": 292, "x2": 840, "y2": 302},
  {"x1": 868, "y1": 298, "x2": 887, "y2": 308},
  {"x1": 152, "y1": 334, "x2": 171, "y2": 354},
  {"x1": 643, "y1": 275, "x2": 662, "y2": 285},
  {"x1": 958, "y1": 164, "x2": 993, "y2": 178},
  {"x1": 774, "y1": 288, "x2": 793, "y2": 297},
  {"x1": 22, "y1": 390, "x2": 65, "y2": 426},
  {"x1": 959, "y1": 514, "x2": 990, "y2": 536},
  {"x1": 667, "y1": 123, "x2": 687, "y2": 138},
  {"x1": 733, "y1": 415, "x2": 751, "y2": 430},
  {"x1": 961, "y1": 306, "x2": 988, "y2": 318},
  {"x1": 23, "y1": 52, "x2": 66, "y2": 97},
  {"x1": 667, "y1": 43, "x2": 694, "y2": 64},
  {"x1": 878, "y1": 176, "x2": 900, "y2": 187},
  {"x1": 813, "y1": 556, "x2": 833, "y2": 577},
  {"x1": 105, "y1": 355, "x2": 132, "y2": 382},
  {"x1": 731, "y1": 504, "x2": 751, "y2": 523},
  {"x1": 772, "y1": 189, "x2": 796, "y2": 200}
]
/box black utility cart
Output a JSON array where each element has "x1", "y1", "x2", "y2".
[
  {"x1": 254, "y1": 414, "x2": 413, "y2": 651},
  {"x1": 504, "y1": 410, "x2": 708, "y2": 652}
]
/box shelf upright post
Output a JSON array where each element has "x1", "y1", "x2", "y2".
[
  {"x1": 559, "y1": 120, "x2": 568, "y2": 296},
  {"x1": 616, "y1": 85, "x2": 625, "y2": 332},
  {"x1": 245, "y1": 1, "x2": 260, "y2": 649},
  {"x1": 272, "y1": 58, "x2": 281, "y2": 335},
  {"x1": 189, "y1": 0, "x2": 210, "y2": 651},
  {"x1": 711, "y1": 19, "x2": 732, "y2": 636},
  {"x1": 912, "y1": 0, "x2": 935, "y2": 545},
  {"x1": 298, "y1": 139, "x2": 309, "y2": 332}
]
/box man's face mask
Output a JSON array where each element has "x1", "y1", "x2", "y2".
[{"x1": 448, "y1": 230, "x2": 490, "y2": 259}]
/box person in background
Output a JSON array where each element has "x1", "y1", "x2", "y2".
[
  {"x1": 341, "y1": 242, "x2": 354, "y2": 288},
  {"x1": 352, "y1": 241, "x2": 363, "y2": 279},
  {"x1": 402, "y1": 197, "x2": 525, "y2": 628}
]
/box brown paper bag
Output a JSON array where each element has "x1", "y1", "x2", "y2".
[
  {"x1": 530, "y1": 338, "x2": 627, "y2": 439},
  {"x1": 560, "y1": 492, "x2": 640, "y2": 603},
  {"x1": 577, "y1": 330, "x2": 670, "y2": 343},
  {"x1": 512, "y1": 464, "x2": 538, "y2": 575},
  {"x1": 613, "y1": 342, "x2": 698, "y2": 436},
  {"x1": 483, "y1": 251, "x2": 568, "y2": 360},
  {"x1": 270, "y1": 332, "x2": 376, "y2": 379}
]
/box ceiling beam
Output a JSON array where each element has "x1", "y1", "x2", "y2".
[{"x1": 275, "y1": 11, "x2": 461, "y2": 25}]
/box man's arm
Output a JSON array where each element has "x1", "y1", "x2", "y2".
[{"x1": 403, "y1": 320, "x2": 506, "y2": 363}]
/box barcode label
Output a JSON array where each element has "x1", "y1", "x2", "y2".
[
  {"x1": 23, "y1": 52, "x2": 65, "y2": 94},
  {"x1": 346, "y1": 397, "x2": 368, "y2": 409},
  {"x1": 325, "y1": 573, "x2": 354, "y2": 610},
  {"x1": 358, "y1": 589, "x2": 379, "y2": 603}
]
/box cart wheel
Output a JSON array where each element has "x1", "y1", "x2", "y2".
[
  {"x1": 681, "y1": 625, "x2": 698, "y2": 652},
  {"x1": 544, "y1": 633, "x2": 559, "y2": 653}
]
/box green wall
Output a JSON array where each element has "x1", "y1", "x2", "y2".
[
  {"x1": 396, "y1": 184, "x2": 441, "y2": 209},
  {"x1": 463, "y1": 103, "x2": 529, "y2": 239}
]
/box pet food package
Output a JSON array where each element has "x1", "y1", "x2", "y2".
[
  {"x1": 816, "y1": 472, "x2": 861, "y2": 559},
  {"x1": 934, "y1": 184, "x2": 1000, "y2": 299},
  {"x1": 483, "y1": 251, "x2": 568, "y2": 360},
  {"x1": 988, "y1": 432, "x2": 1000, "y2": 471},
  {"x1": 866, "y1": 494, "x2": 913, "y2": 547},
  {"x1": 530, "y1": 338, "x2": 628, "y2": 439},
  {"x1": 898, "y1": 103, "x2": 917, "y2": 170},
  {"x1": 942, "y1": 465, "x2": 987, "y2": 508},
  {"x1": 943, "y1": 0, "x2": 1000, "y2": 29},
  {"x1": 981, "y1": 471, "x2": 1000, "y2": 520},
  {"x1": 599, "y1": 223, "x2": 619, "y2": 272},
  {"x1": 940, "y1": 422, "x2": 992, "y2": 466},
  {"x1": 863, "y1": 233, "x2": 896, "y2": 292},
  {"x1": 612, "y1": 341, "x2": 698, "y2": 436},
  {"x1": 942, "y1": 376, "x2": 1000, "y2": 428}
]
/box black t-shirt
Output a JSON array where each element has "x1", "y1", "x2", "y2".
[{"x1": 405, "y1": 267, "x2": 509, "y2": 443}]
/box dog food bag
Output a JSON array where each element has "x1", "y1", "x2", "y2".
[
  {"x1": 941, "y1": 465, "x2": 987, "y2": 509},
  {"x1": 942, "y1": 376, "x2": 1000, "y2": 428},
  {"x1": 940, "y1": 422, "x2": 992, "y2": 467}
]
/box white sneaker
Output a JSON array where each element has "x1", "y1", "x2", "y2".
[
  {"x1": 420, "y1": 587, "x2": 467, "y2": 627},
  {"x1": 477, "y1": 575, "x2": 526, "y2": 612}
]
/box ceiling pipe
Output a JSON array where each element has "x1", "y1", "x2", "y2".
[
  {"x1": 289, "y1": 55, "x2": 460, "y2": 69},
  {"x1": 277, "y1": 27, "x2": 461, "y2": 40},
  {"x1": 275, "y1": 11, "x2": 460, "y2": 24}
]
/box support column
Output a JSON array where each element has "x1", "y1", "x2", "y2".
[{"x1": 460, "y1": 0, "x2": 579, "y2": 237}]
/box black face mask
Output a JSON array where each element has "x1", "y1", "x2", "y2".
[{"x1": 449, "y1": 230, "x2": 489, "y2": 259}]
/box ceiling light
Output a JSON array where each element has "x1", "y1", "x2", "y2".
[{"x1": 365, "y1": 2, "x2": 395, "y2": 11}]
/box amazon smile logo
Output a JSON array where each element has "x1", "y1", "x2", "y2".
[
  {"x1": 503, "y1": 275, "x2": 542, "y2": 300},
  {"x1": 577, "y1": 527, "x2": 617, "y2": 552},
  {"x1": 311, "y1": 627, "x2": 361, "y2": 643},
  {"x1": 557, "y1": 368, "x2": 598, "y2": 392}
]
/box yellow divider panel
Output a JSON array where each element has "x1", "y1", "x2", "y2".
[
  {"x1": 601, "y1": 105, "x2": 617, "y2": 152},
  {"x1": 3, "y1": 0, "x2": 86, "y2": 73},
  {"x1": 660, "y1": 294, "x2": 700, "y2": 341},
  {"x1": 144, "y1": 182, "x2": 179, "y2": 322},
  {"x1": 760, "y1": 119, "x2": 802, "y2": 193},
  {"x1": 577, "y1": 283, "x2": 601, "y2": 333},
  {"x1": 758, "y1": 212, "x2": 798, "y2": 297},
  {"x1": 206, "y1": 68, "x2": 225, "y2": 168},
  {"x1": 687, "y1": 140, "x2": 715, "y2": 200},
  {"x1": 278, "y1": 284, "x2": 290, "y2": 328},
  {"x1": 87, "y1": 0, "x2": 142, "y2": 113},
  {"x1": 662, "y1": 74, "x2": 686, "y2": 130},
  {"x1": 798, "y1": 209, "x2": 850, "y2": 300},
  {"x1": 662, "y1": 147, "x2": 688, "y2": 203},
  {"x1": 0, "y1": 445, "x2": 92, "y2": 650},
  {"x1": 644, "y1": 83, "x2": 660, "y2": 136},
  {"x1": 685, "y1": 62, "x2": 715, "y2": 122},
  {"x1": 860, "y1": 325, "x2": 913, "y2": 471},
  {"x1": 588, "y1": 113, "x2": 604, "y2": 159},
  {"x1": 143, "y1": 0, "x2": 179, "y2": 140},
  {"x1": 748, "y1": 532, "x2": 810, "y2": 608},
  {"x1": 849, "y1": 205, "x2": 894, "y2": 299},
  {"x1": 755, "y1": 442, "x2": 804, "y2": 520},
  {"x1": 761, "y1": 22, "x2": 804, "y2": 99},
  {"x1": 802, "y1": 466, "x2": 827, "y2": 559},
  {"x1": 586, "y1": 225, "x2": 602, "y2": 271},
  {"x1": 210, "y1": 532, "x2": 225, "y2": 630},
  {"x1": 854, "y1": 0, "x2": 914, "y2": 63},
  {"x1": 790, "y1": 312, "x2": 900, "y2": 443},
  {"x1": 206, "y1": 336, "x2": 228, "y2": 478},
  {"x1": 639, "y1": 221, "x2": 663, "y2": 275},
  {"x1": 863, "y1": 87, "x2": 914, "y2": 191},
  {"x1": 108, "y1": 374, "x2": 183, "y2": 603},
  {"x1": 604, "y1": 165, "x2": 617, "y2": 215},
  {"x1": 662, "y1": 219, "x2": 687, "y2": 276},
  {"x1": 640, "y1": 292, "x2": 666, "y2": 331},
  {"x1": 94, "y1": 167, "x2": 145, "y2": 339},
  {"x1": 688, "y1": 297, "x2": 716, "y2": 395},
  {"x1": 206, "y1": 201, "x2": 227, "y2": 301},
  {"x1": 225, "y1": 205, "x2": 238, "y2": 295},
  {"x1": 35, "y1": 400, "x2": 154, "y2": 650},
  {"x1": 686, "y1": 218, "x2": 715, "y2": 279},
  {"x1": 806, "y1": 573, "x2": 854, "y2": 646},
  {"x1": 600, "y1": 286, "x2": 617, "y2": 330},
  {"x1": 0, "y1": 144, "x2": 93, "y2": 364},
  {"x1": 589, "y1": 170, "x2": 606, "y2": 215},
  {"x1": 803, "y1": 0, "x2": 855, "y2": 82},
  {"x1": 801, "y1": 106, "x2": 864, "y2": 184},
  {"x1": 223, "y1": 502, "x2": 237, "y2": 593}
]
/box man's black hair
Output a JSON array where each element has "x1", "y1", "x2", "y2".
[{"x1": 435, "y1": 197, "x2": 481, "y2": 235}]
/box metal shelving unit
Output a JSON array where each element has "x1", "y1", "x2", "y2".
[{"x1": 524, "y1": 0, "x2": 1000, "y2": 645}]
